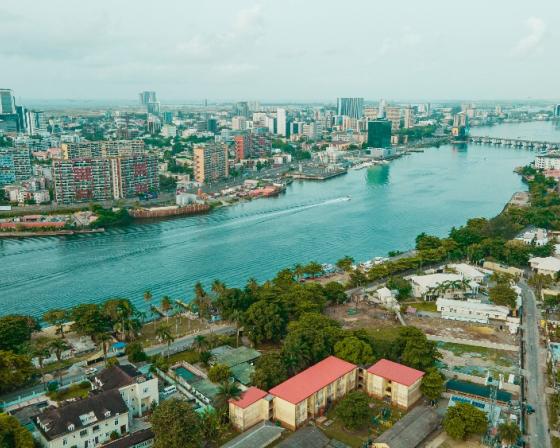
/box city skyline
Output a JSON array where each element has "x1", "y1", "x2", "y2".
[{"x1": 1, "y1": 0, "x2": 558, "y2": 102}]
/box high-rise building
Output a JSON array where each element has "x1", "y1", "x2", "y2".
[
  {"x1": 62, "y1": 140, "x2": 145, "y2": 159},
  {"x1": 194, "y1": 144, "x2": 229, "y2": 183},
  {"x1": 0, "y1": 89, "x2": 16, "y2": 114},
  {"x1": 0, "y1": 147, "x2": 32, "y2": 186},
  {"x1": 139, "y1": 91, "x2": 157, "y2": 105},
  {"x1": 554, "y1": 104, "x2": 560, "y2": 117},
  {"x1": 233, "y1": 101, "x2": 250, "y2": 118},
  {"x1": 231, "y1": 116, "x2": 247, "y2": 131},
  {"x1": 15, "y1": 106, "x2": 29, "y2": 134},
  {"x1": 337, "y1": 97, "x2": 364, "y2": 119},
  {"x1": 367, "y1": 120, "x2": 392, "y2": 148},
  {"x1": 403, "y1": 107, "x2": 415, "y2": 129},
  {"x1": 378, "y1": 99, "x2": 387, "y2": 118},
  {"x1": 276, "y1": 108, "x2": 287, "y2": 137},
  {"x1": 234, "y1": 133, "x2": 272, "y2": 160},
  {"x1": 207, "y1": 118, "x2": 218, "y2": 133},
  {"x1": 162, "y1": 111, "x2": 174, "y2": 124},
  {"x1": 52, "y1": 154, "x2": 159, "y2": 203},
  {"x1": 385, "y1": 107, "x2": 401, "y2": 132},
  {"x1": 0, "y1": 114, "x2": 18, "y2": 133}
]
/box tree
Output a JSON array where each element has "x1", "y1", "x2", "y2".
[
  {"x1": 335, "y1": 391, "x2": 371, "y2": 430},
  {"x1": 415, "y1": 233, "x2": 442, "y2": 250},
  {"x1": 125, "y1": 341, "x2": 148, "y2": 362},
  {"x1": 420, "y1": 368, "x2": 445, "y2": 403},
  {"x1": 151, "y1": 398, "x2": 202, "y2": 448},
  {"x1": 0, "y1": 315, "x2": 40, "y2": 353},
  {"x1": 208, "y1": 364, "x2": 231, "y2": 384},
  {"x1": 43, "y1": 309, "x2": 68, "y2": 338},
  {"x1": 303, "y1": 261, "x2": 324, "y2": 278},
  {"x1": 71, "y1": 304, "x2": 111, "y2": 340},
  {"x1": 251, "y1": 353, "x2": 288, "y2": 390},
  {"x1": 243, "y1": 301, "x2": 287, "y2": 345},
  {"x1": 144, "y1": 290, "x2": 153, "y2": 303},
  {"x1": 443, "y1": 402, "x2": 488, "y2": 440},
  {"x1": 336, "y1": 255, "x2": 355, "y2": 272},
  {"x1": 48, "y1": 338, "x2": 70, "y2": 362},
  {"x1": 0, "y1": 414, "x2": 34, "y2": 448},
  {"x1": 386, "y1": 277, "x2": 412, "y2": 300},
  {"x1": 193, "y1": 282, "x2": 212, "y2": 320},
  {"x1": 215, "y1": 381, "x2": 241, "y2": 410},
  {"x1": 528, "y1": 273, "x2": 553, "y2": 298},
  {"x1": 31, "y1": 336, "x2": 53, "y2": 388},
  {"x1": 334, "y1": 336, "x2": 375, "y2": 365},
  {"x1": 199, "y1": 408, "x2": 224, "y2": 444},
  {"x1": 161, "y1": 296, "x2": 172, "y2": 322},
  {"x1": 96, "y1": 332, "x2": 113, "y2": 365},
  {"x1": 324, "y1": 282, "x2": 347, "y2": 306},
  {"x1": 192, "y1": 335, "x2": 208, "y2": 353},
  {"x1": 156, "y1": 325, "x2": 175, "y2": 358},
  {"x1": 489, "y1": 282, "x2": 517, "y2": 309},
  {"x1": 0, "y1": 350, "x2": 35, "y2": 394},
  {"x1": 397, "y1": 327, "x2": 441, "y2": 371},
  {"x1": 498, "y1": 421, "x2": 521, "y2": 447},
  {"x1": 199, "y1": 350, "x2": 213, "y2": 367}
]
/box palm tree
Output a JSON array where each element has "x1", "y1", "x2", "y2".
[
  {"x1": 498, "y1": 421, "x2": 521, "y2": 447},
  {"x1": 293, "y1": 264, "x2": 305, "y2": 281},
  {"x1": 161, "y1": 296, "x2": 172, "y2": 323},
  {"x1": 215, "y1": 381, "x2": 241, "y2": 410},
  {"x1": 156, "y1": 324, "x2": 175, "y2": 358},
  {"x1": 192, "y1": 335, "x2": 208, "y2": 353},
  {"x1": 96, "y1": 332, "x2": 113, "y2": 366},
  {"x1": 211, "y1": 279, "x2": 227, "y2": 298},
  {"x1": 31, "y1": 337, "x2": 52, "y2": 389},
  {"x1": 229, "y1": 309, "x2": 244, "y2": 347},
  {"x1": 143, "y1": 290, "x2": 153, "y2": 303},
  {"x1": 173, "y1": 301, "x2": 183, "y2": 336},
  {"x1": 49, "y1": 338, "x2": 70, "y2": 362}
]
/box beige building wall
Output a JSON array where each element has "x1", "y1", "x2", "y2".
[
  {"x1": 273, "y1": 397, "x2": 297, "y2": 430},
  {"x1": 229, "y1": 399, "x2": 269, "y2": 431},
  {"x1": 366, "y1": 373, "x2": 422, "y2": 409}
]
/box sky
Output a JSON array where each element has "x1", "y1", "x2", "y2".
[{"x1": 1, "y1": 0, "x2": 559, "y2": 102}]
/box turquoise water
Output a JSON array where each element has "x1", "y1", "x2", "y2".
[
  {"x1": 0, "y1": 121, "x2": 557, "y2": 317},
  {"x1": 174, "y1": 366, "x2": 197, "y2": 381}
]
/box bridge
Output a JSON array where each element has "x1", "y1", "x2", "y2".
[{"x1": 469, "y1": 135, "x2": 560, "y2": 151}]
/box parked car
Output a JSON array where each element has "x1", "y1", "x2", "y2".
[{"x1": 85, "y1": 367, "x2": 98, "y2": 376}]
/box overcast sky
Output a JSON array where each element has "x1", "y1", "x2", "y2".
[{"x1": 1, "y1": 0, "x2": 558, "y2": 102}]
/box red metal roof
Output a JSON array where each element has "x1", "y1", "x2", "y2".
[
  {"x1": 367, "y1": 359, "x2": 424, "y2": 386},
  {"x1": 269, "y1": 356, "x2": 357, "y2": 405},
  {"x1": 229, "y1": 386, "x2": 268, "y2": 409}
]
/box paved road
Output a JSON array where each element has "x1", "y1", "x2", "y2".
[{"x1": 520, "y1": 280, "x2": 550, "y2": 448}]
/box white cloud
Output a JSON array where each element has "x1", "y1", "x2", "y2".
[{"x1": 512, "y1": 17, "x2": 546, "y2": 56}]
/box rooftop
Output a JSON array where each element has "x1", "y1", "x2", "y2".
[
  {"x1": 269, "y1": 356, "x2": 356, "y2": 405},
  {"x1": 101, "y1": 429, "x2": 154, "y2": 448},
  {"x1": 367, "y1": 359, "x2": 424, "y2": 386},
  {"x1": 529, "y1": 256, "x2": 560, "y2": 272},
  {"x1": 94, "y1": 364, "x2": 143, "y2": 391},
  {"x1": 373, "y1": 405, "x2": 440, "y2": 448},
  {"x1": 229, "y1": 386, "x2": 268, "y2": 409},
  {"x1": 210, "y1": 345, "x2": 261, "y2": 368}
]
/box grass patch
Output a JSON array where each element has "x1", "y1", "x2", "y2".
[
  {"x1": 167, "y1": 349, "x2": 200, "y2": 365},
  {"x1": 406, "y1": 301, "x2": 437, "y2": 312},
  {"x1": 137, "y1": 315, "x2": 209, "y2": 347},
  {"x1": 437, "y1": 342, "x2": 515, "y2": 368},
  {"x1": 47, "y1": 381, "x2": 91, "y2": 402},
  {"x1": 366, "y1": 326, "x2": 402, "y2": 343}
]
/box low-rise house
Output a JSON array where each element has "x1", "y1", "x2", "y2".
[
  {"x1": 101, "y1": 428, "x2": 154, "y2": 448},
  {"x1": 91, "y1": 365, "x2": 158, "y2": 417},
  {"x1": 365, "y1": 359, "x2": 424, "y2": 410},
  {"x1": 515, "y1": 228, "x2": 549, "y2": 246},
  {"x1": 228, "y1": 387, "x2": 270, "y2": 432},
  {"x1": 436, "y1": 298, "x2": 510, "y2": 324},
  {"x1": 448, "y1": 263, "x2": 488, "y2": 283},
  {"x1": 33, "y1": 389, "x2": 129, "y2": 448},
  {"x1": 268, "y1": 356, "x2": 357, "y2": 430},
  {"x1": 482, "y1": 261, "x2": 524, "y2": 279},
  {"x1": 529, "y1": 256, "x2": 560, "y2": 277},
  {"x1": 408, "y1": 273, "x2": 476, "y2": 300}
]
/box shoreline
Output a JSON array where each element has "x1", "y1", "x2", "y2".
[{"x1": 0, "y1": 228, "x2": 105, "y2": 238}]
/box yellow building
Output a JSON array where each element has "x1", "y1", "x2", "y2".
[
  {"x1": 268, "y1": 356, "x2": 357, "y2": 430},
  {"x1": 366, "y1": 359, "x2": 424, "y2": 409},
  {"x1": 193, "y1": 143, "x2": 229, "y2": 183},
  {"x1": 229, "y1": 387, "x2": 270, "y2": 431}
]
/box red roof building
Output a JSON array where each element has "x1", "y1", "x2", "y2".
[
  {"x1": 367, "y1": 359, "x2": 424, "y2": 386},
  {"x1": 269, "y1": 356, "x2": 357, "y2": 405},
  {"x1": 229, "y1": 386, "x2": 268, "y2": 409}
]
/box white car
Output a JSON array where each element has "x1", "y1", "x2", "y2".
[{"x1": 85, "y1": 367, "x2": 98, "y2": 375}]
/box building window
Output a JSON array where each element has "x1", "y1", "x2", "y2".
[
  {"x1": 92, "y1": 425, "x2": 99, "y2": 432},
  {"x1": 79, "y1": 429, "x2": 87, "y2": 437},
  {"x1": 114, "y1": 419, "x2": 119, "y2": 425}
]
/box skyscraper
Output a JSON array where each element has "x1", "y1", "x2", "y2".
[
  {"x1": 555, "y1": 104, "x2": 560, "y2": 117},
  {"x1": 0, "y1": 147, "x2": 32, "y2": 186},
  {"x1": 367, "y1": 120, "x2": 392, "y2": 148},
  {"x1": 0, "y1": 89, "x2": 16, "y2": 114},
  {"x1": 233, "y1": 101, "x2": 250, "y2": 118},
  {"x1": 139, "y1": 91, "x2": 157, "y2": 105},
  {"x1": 276, "y1": 108, "x2": 287, "y2": 137},
  {"x1": 337, "y1": 97, "x2": 364, "y2": 119}
]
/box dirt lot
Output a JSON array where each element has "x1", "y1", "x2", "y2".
[
  {"x1": 326, "y1": 302, "x2": 400, "y2": 330},
  {"x1": 405, "y1": 314, "x2": 519, "y2": 345}
]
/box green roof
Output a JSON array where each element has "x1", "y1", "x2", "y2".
[
  {"x1": 190, "y1": 377, "x2": 221, "y2": 400},
  {"x1": 211, "y1": 345, "x2": 261, "y2": 368},
  {"x1": 230, "y1": 363, "x2": 255, "y2": 385},
  {"x1": 446, "y1": 379, "x2": 512, "y2": 403}
]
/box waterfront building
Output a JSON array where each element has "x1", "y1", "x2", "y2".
[
  {"x1": 110, "y1": 155, "x2": 159, "y2": 199},
  {"x1": 366, "y1": 359, "x2": 424, "y2": 409},
  {"x1": 91, "y1": 365, "x2": 159, "y2": 417},
  {"x1": 367, "y1": 119, "x2": 392, "y2": 148},
  {"x1": 535, "y1": 154, "x2": 560, "y2": 170},
  {"x1": 276, "y1": 108, "x2": 287, "y2": 136},
  {"x1": 33, "y1": 389, "x2": 129, "y2": 448},
  {"x1": 234, "y1": 132, "x2": 272, "y2": 160},
  {"x1": 337, "y1": 97, "x2": 364, "y2": 119},
  {"x1": 0, "y1": 88, "x2": 16, "y2": 114},
  {"x1": 194, "y1": 143, "x2": 229, "y2": 183},
  {"x1": 0, "y1": 147, "x2": 32, "y2": 186}
]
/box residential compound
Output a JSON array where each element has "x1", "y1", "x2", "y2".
[
  {"x1": 0, "y1": 146, "x2": 32, "y2": 186},
  {"x1": 52, "y1": 140, "x2": 158, "y2": 204},
  {"x1": 229, "y1": 356, "x2": 424, "y2": 432}
]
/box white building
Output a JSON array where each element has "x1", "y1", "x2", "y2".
[
  {"x1": 436, "y1": 298, "x2": 509, "y2": 323},
  {"x1": 92, "y1": 365, "x2": 159, "y2": 417},
  {"x1": 529, "y1": 256, "x2": 560, "y2": 277},
  {"x1": 276, "y1": 108, "x2": 287, "y2": 136},
  {"x1": 515, "y1": 228, "x2": 549, "y2": 246},
  {"x1": 535, "y1": 154, "x2": 560, "y2": 170},
  {"x1": 408, "y1": 273, "x2": 477, "y2": 300},
  {"x1": 448, "y1": 263, "x2": 487, "y2": 283},
  {"x1": 34, "y1": 389, "x2": 129, "y2": 448},
  {"x1": 231, "y1": 116, "x2": 247, "y2": 131}
]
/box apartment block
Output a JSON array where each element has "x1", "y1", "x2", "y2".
[
  {"x1": 0, "y1": 147, "x2": 32, "y2": 186},
  {"x1": 194, "y1": 144, "x2": 229, "y2": 183}
]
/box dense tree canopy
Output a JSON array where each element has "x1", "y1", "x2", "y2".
[
  {"x1": 0, "y1": 350, "x2": 35, "y2": 394},
  {"x1": 0, "y1": 414, "x2": 34, "y2": 448},
  {"x1": 334, "y1": 336, "x2": 375, "y2": 365},
  {"x1": 151, "y1": 399, "x2": 202, "y2": 448},
  {"x1": 335, "y1": 391, "x2": 372, "y2": 430},
  {"x1": 0, "y1": 315, "x2": 40, "y2": 353},
  {"x1": 251, "y1": 353, "x2": 288, "y2": 390},
  {"x1": 443, "y1": 402, "x2": 488, "y2": 440}
]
